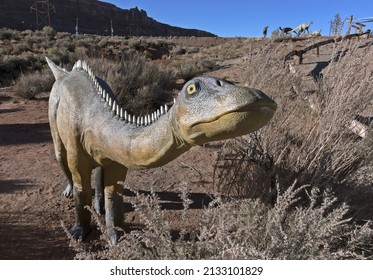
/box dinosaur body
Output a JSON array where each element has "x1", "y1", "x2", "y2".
[
  {"x1": 46, "y1": 57, "x2": 277, "y2": 243},
  {"x1": 279, "y1": 27, "x2": 293, "y2": 35}
]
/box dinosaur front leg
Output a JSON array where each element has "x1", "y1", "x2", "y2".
[{"x1": 103, "y1": 162, "x2": 127, "y2": 244}]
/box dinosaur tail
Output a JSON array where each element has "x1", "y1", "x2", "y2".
[{"x1": 45, "y1": 57, "x2": 68, "y2": 80}]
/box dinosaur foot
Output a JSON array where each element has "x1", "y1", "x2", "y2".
[
  {"x1": 63, "y1": 183, "x2": 73, "y2": 198},
  {"x1": 69, "y1": 224, "x2": 91, "y2": 241},
  {"x1": 106, "y1": 227, "x2": 123, "y2": 245}
]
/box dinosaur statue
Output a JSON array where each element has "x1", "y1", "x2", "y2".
[
  {"x1": 279, "y1": 27, "x2": 293, "y2": 35},
  {"x1": 292, "y1": 21, "x2": 313, "y2": 36},
  {"x1": 263, "y1": 25, "x2": 269, "y2": 38},
  {"x1": 46, "y1": 57, "x2": 277, "y2": 244}
]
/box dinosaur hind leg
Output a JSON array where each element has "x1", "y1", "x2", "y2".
[
  {"x1": 92, "y1": 167, "x2": 105, "y2": 214},
  {"x1": 67, "y1": 150, "x2": 94, "y2": 241},
  {"x1": 49, "y1": 125, "x2": 74, "y2": 198},
  {"x1": 103, "y1": 162, "x2": 127, "y2": 244}
]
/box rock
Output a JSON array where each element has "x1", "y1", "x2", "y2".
[{"x1": 0, "y1": 0, "x2": 216, "y2": 37}]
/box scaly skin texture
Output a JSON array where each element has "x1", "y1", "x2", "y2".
[{"x1": 46, "y1": 57, "x2": 277, "y2": 244}]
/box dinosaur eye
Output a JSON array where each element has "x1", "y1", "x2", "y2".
[{"x1": 186, "y1": 83, "x2": 197, "y2": 95}]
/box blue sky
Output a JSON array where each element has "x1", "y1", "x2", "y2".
[{"x1": 107, "y1": 0, "x2": 373, "y2": 37}]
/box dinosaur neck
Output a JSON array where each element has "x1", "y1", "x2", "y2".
[
  {"x1": 68, "y1": 62, "x2": 191, "y2": 168},
  {"x1": 90, "y1": 105, "x2": 191, "y2": 169}
]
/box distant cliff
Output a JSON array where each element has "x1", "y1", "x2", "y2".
[{"x1": 0, "y1": 0, "x2": 216, "y2": 37}]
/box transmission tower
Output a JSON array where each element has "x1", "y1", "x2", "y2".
[{"x1": 30, "y1": 0, "x2": 55, "y2": 30}]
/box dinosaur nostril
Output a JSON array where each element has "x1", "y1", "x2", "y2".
[{"x1": 216, "y1": 80, "x2": 222, "y2": 87}]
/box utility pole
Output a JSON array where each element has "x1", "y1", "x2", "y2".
[
  {"x1": 76, "y1": 17, "x2": 79, "y2": 35},
  {"x1": 30, "y1": 0, "x2": 55, "y2": 30}
]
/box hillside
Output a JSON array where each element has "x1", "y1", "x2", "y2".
[{"x1": 0, "y1": 0, "x2": 215, "y2": 37}]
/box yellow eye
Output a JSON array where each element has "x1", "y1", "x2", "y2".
[{"x1": 186, "y1": 83, "x2": 197, "y2": 95}]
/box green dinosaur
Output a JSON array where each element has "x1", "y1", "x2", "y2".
[{"x1": 46, "y1": 57, "x2": 277, "y2": 244}]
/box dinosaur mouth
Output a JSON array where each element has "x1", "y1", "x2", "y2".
[
  {"x1": 192, "y1": 102, "x2": 277, "y2": 127},
  {"x1": 186, "y1": 103, "x2": 277, "y2": 144}
]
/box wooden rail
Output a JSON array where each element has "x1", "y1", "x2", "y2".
[{"x1": 284, "y1": 31, "x2": 371, "y2": 64}]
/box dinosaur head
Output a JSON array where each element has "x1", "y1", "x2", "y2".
[{"x1": 173, "y1": 77, "x2": 277, "y2": 145}]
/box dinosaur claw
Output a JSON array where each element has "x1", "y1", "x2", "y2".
[
  {"x1": 63, "y1": 183, "x2": 73, "y2": 198},
  {"x1": 106, "y1": 227, "x2": 122, "y2": 245},
  {"x1": 69, "y1": 224, "x2": 90, "y2": 241}
]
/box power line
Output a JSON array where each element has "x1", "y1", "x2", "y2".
[{"x1": 30, "y1": 0, "x2": 55, "y2": 30}]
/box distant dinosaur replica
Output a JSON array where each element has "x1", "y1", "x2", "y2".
[
  {"x1": 292, "y1": 21, "x2": 313, "y2": 36},
  {"x1": 279, "y1": 26, "x2": 293, "y2": 35},
  {"x1": 46, "y1": 57, "x2": 277, "y2": 244}
]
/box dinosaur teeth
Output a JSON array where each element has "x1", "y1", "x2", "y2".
[
  {"x1": 160, "y1": 106, "x2": 164, "y2": 115},
  {"x1": 173, "y1": 98, "x2": 176, "y2": 104},
  {"x1": 165, "y1": 104, "x2": 169, "y2": 112},
  {"x1": 108, "y1": 97, "x2": 112, "y2": 107}
]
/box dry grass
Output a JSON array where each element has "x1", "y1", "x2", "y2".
[
  {"x1": 67, "y1": 182, "x2": 372, "y2": 260},
  {"x1": 14, "y1": 67, "x2": 54, "y2": 99}
]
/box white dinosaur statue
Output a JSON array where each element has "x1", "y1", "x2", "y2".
[{"x1": 292, "y1": 21, "x2": 313, "y2": 36}]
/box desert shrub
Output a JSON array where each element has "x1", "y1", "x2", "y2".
[
  {"x1": 86, "y1": 52, "x2": 175, "y2": 115},
  {"x1": 171, "y1": 58, "x2": 217, "y2": 80},
  {"x1": 227, "y1": 42, "x2": 371, "y2": 188},
  {"x1": 56, "y1": 38, "x2": 75, "y2": 52},
  {"x1": 69, "y1": 182, "x2": 373, "y2": 260},
  {"x1": 42, "y1": 26, "x2": 57, "y2": 38},
  {"x1": 0, "y1": 28, "x2": 19, "y2": 40},
  {"x1": 211, "y1": 41, "x2": 373, "y2": 238},
  {"x1": 271, "y1": 28, "x2": 292, "y2": 40},
  {"x1": 46, "y1": 47, "x2": 70, "y2": 64},
  {"x1": 330, "y1": 13, "x2": 344, "y2": 36},
  {"x1": 127, "y1": 38, "x2": 173, "y2": 59},
  {"x1": 14, "y1": 67, "x2": 54, "y2": 99},
  {"x1": 0, "y1": 55, "x2": 33, "y2": 86}
]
